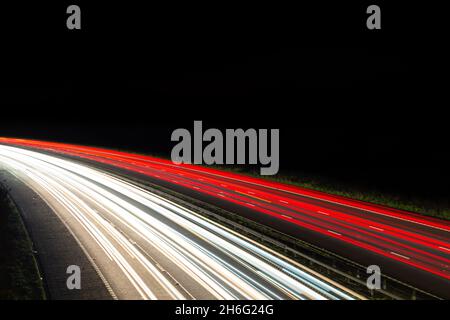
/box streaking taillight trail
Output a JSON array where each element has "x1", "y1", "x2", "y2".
[{"x1": 1, "y1": 137, "x2": 449, "y2": 282}]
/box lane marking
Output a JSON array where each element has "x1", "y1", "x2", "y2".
[
  {"x1": 317, "y1": 211, "x2": 330, "y2": 216},
  {"x1": 369, "y1": 226, "x2": 384, "y2": 232},
  {"x1": 390, "y1": 252, "x2": 410, "y2": 260},
  {"x1": 279, "y1": 200, "x2": 289, "y2": 204},
  {"x1": 235, "y1": 190, "x2": 272, "y2": 203},
  {"x1": 327, "y1": 230, "x2": 342, "y2": 236},
  {"x1": 439, "y1": 246, "x2": 450, "y2": 252}
]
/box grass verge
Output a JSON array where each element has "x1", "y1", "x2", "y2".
[{"x1": 0, "y1": 183, "x2": 46, "y2": 300}]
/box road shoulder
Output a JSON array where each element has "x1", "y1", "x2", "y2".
[{"x1": 0, "y1": 169, "x2": 113, "y2": 300}]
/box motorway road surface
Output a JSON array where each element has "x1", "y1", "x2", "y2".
[
  {"x1": 1, "y1": 138, "x2": 449, "y2": 298},
  {"x1": 0, "y1": 144, "x2": 361, "y2": 300},
  {"x1": 2, "y1": 138, "x2": 450, "y2": 298}
]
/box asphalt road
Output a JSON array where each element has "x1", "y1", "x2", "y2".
[
  {"x1": 0, "y1": 144, "x2": 360, "y2": 300},
  {"x1": 1, "y1": 138, "x2": 448, "y2": 299},
  {"x1": 0, "y1": 169, "x2": 113, "y2": 300}
]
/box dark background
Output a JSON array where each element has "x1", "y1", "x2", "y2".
[{"x1": 0, "y1": 2, "x2": 448, "y2": 204}]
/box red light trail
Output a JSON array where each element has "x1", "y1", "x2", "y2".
[{"x1": 1, "y1": 137, "x2": 449, "y2": 283}]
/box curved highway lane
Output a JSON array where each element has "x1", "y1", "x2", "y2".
[
  {"x1": 0, "y1": 144, "x2": 359, "y2": 300},
  {"x1": 1, "y1": 138, "x2": 449, "y2": 298}
]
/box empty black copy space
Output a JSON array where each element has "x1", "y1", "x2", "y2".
[{"x1": 0, "y1": 2, "x2": 448, "y2": 204}]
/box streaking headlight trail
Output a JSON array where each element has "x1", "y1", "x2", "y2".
[
  {"x1": 1, "y1": 137, "x2": 449, "y2": 287},
  {"x1": 0, "y1": 145, "x2": 359, "y2": 300}
]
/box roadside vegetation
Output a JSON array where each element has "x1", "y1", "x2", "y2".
[{"x1": 0, "y1": 183, "x2": 46, "y2": 300}]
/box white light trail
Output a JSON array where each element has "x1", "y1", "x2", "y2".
[{"x1": 0, "y1": 145, "x2": 360, "y2": 300}]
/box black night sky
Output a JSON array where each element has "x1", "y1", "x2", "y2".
[{"x1": 1, "y1": 2, "x2": 448, "y2": 205}]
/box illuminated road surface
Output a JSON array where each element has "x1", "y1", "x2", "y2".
[
  {"x1": 2, "y1": 138, "x2": 449, "y2": 290},
  {"x1": 0, "y1": 145, "x2": 359, "y2": 300}
]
